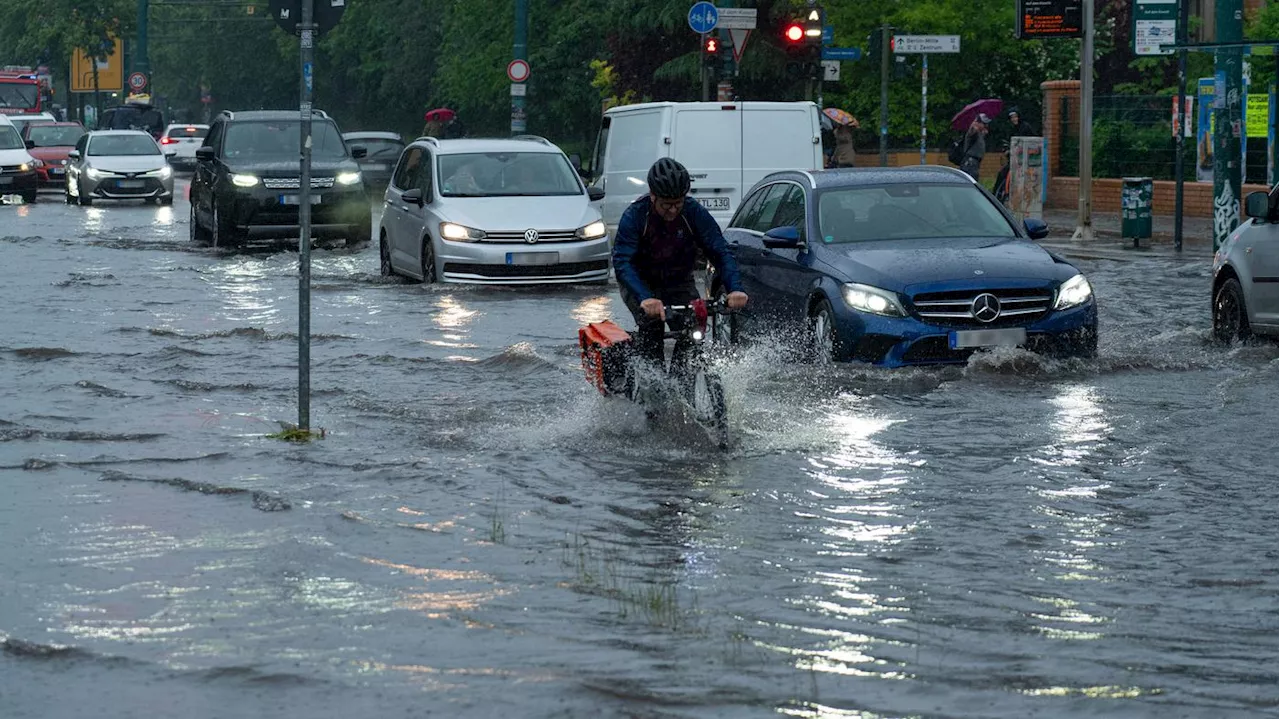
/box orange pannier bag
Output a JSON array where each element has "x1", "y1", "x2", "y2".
[{"x1": 579, "y1": 321, "x2": 632, "y2": 396}]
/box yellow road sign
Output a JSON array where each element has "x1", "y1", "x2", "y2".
[{"x1": 70, "y1": 36, "x2": 122, "y2": 93}]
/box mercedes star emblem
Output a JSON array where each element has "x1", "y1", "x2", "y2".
[
  {"x1": 970, "y1": 293, "x2": 1001, "y2": 323},
  {"x1": 524, "y1": 228, "x2": 539, "y2": 244}
]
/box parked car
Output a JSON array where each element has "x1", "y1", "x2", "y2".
[
  {"x1": 0, "y1": 115, "x2": 40, "y2": 202},
  {"x1": 379, "y1": 135, "x2": 609, "y2": 285},
  {"x1": 342, "y1": 130, "x2": 403, "y2": 191},
  {"x1": 1211, "y1": 185, "x2": 1278, "y2": 342},
  {"x1": 65, "y1": 130, "x2": 176, "y2": 205},
  {"x1": 160, "y1": 123, "x2": 209, "y2": 169},
  {"x1": 21, "y1": 121, "x2": 85, "y2": 187},
  {"x1": 7, "y1": 111, "x2": 58, "y2": 140},
  {"x1": 587, "y1": 101, "x2": 825, "y2": 231},
  {"x1": 705, "y1": 166, "x2": 1098, "y2": 366},
  {"x1": 189, "y1": 109, "x2": 371, "y2": 247}
]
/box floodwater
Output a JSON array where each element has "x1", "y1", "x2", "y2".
[{"x1": 1, "y1": 182, "x2": 1276, "y2": 718}]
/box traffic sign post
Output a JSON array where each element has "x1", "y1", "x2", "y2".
[
  {"x1": 890, "y1": 36, "x2": 960, "y2": 166},
  {"x1": 127, "y1": 71, "x2": 148, "y2": 93},
  {"x1": 822, "y1": 47, "x2": 861, "y2": 61},
  {"x1": 687, "y1": 2, "x2": 718, "y2": 34},
  {"x1": 507, "y1": 59, "x2": 530, "y2": 83}
]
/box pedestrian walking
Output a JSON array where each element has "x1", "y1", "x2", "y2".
[{"x1": 960, "y1": 113, "x2": 990, "y2": 181}]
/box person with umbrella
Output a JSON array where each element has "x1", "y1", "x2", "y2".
[
  {"x1": 959, "y1": 113, "x2": 990, "y2": 181},
  {"x1": 821, "y1": 108, "x2": 859, "y2": 168}
]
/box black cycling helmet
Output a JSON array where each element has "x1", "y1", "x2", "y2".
[{"x1": 647, "y1": 157, "x2": 691, "y2": 199}]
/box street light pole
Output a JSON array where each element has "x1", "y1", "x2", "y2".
[
  {"x1": 297, "y1": 0, "x2": 315, "y2": 431},
  {"x1": 512, "y1": 0, "x2": 528, "y2": 134},
  {"x1": 879, "y1": 24, "x2": 890, "y2": 167},
  {"x1": 135, "y1": 0, "x2": 150, "y2": 86},
  {"x1": 1173, "y1": 0, "x2": 1188, "y2": 252},
  {"x1": 1072, "y1": 0, "x2": 1095, "y2": 242}
]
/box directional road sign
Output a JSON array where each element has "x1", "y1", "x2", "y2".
[
  {"x1": 822, "y1": 25, "x2": 833, "y2": 44},
  {"x1": 822, "y1": 60, "x2": 840, "y2": 81},
  {"x1": 717, "y1": 7, "x2": 757, "y2": 29},
  {"x1": 892, "y1": 35, "x2": 961, "y2": 53},
  {"x1": 687, "y1": 2, "x2": 718, "y2": 34},
  {"x1": 822, "y1": 47, "x2": 862, "y2": 61}
]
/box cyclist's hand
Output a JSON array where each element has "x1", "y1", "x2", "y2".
[
  {"x1": 726, "y1": 291, "x2": 748, "y2": 311},
  {"x1": 640, "y1": 298, "x2": 665, "y2": 320}
]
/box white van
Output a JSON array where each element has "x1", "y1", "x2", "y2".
[{"x1": 586, "y1": 101, "x2": 824, "y2": 232}]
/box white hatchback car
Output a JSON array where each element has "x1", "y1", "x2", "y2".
[
  {"x1": 160, "y1": 123, "x2": 209, "y2": 168},
  {"x1": 378, "y1": 136, "x2": 609, "y2": 284}
]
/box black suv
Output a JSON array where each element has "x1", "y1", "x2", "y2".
[{"x1": 189, "y1": 109, "x2": 372, "y2": 247}]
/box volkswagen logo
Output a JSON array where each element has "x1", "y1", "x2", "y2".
[
  {"x1": 970, "y1": 293, "x2": 1001, "y2": 323},
  {"x1": 523, "y1": 228, "x2": 539, "y2": 244}
]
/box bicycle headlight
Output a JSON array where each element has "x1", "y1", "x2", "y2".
[
  {"x1": 1053, "y1": 274, "x2": 1093, "y2": 310},
  {"x1": 575, "y1": 221, "x2": 607, "y2": 240},
  {"x1": 231, "y1": 173, "x2": 259, "y2": 187},
  {"x1": 440, "y1": 222, "x2": 486, "y2": 242},
  {"x1": 336, "y1": 171, "x2": 362, "y2": 186},
  {"x1": 842, "y1": 283, "x2": 907, "y2": 317}
]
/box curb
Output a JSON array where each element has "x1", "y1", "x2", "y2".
[{"x1": 1039, "y1": 239, "x2": 1213, "y2": 262}]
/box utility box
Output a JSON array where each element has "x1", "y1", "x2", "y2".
[{"x1": 1121, "y1": 177, "x2": 1153, "y2": 247}]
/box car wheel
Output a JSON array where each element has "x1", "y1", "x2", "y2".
[
  {"x1": 349, "y1": 216, "x2": 373, "y2": 248},
  {"x1": 189, "y1": 199, "x2": 212, "y2": 245},
  {"x1": 807, "y1": 298, "x2": 842, "y2": 363},
  {"x1": 1213, "y1": 277, "x2": 1251, "y2": 343},
  {"x1": 379, "y1": 234, "x2": 395, "y2": 278},
  {"x1": 21, "y1": 190, "x2": 36, "y2": 204},
  {"x1": 159, "y1": 194, "x2": 173, "y2": 206},
  {"x1": 419, "y1": 236, "x2": 436, "y2": 284},
  {"x1": 75, "y1": 181, "x2": 92, "y2": 206},
  {"x1": 212, "y1": 201, "x2": 239, "y2": 248}
]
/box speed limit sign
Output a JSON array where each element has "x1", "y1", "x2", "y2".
[{"x1": 128, "y1": 72, "x2": 148, "y2": 92}]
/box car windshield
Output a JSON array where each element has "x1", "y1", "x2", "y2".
[
  {"x1": 817, "y1": 183, "x2": 1015, "y2": 243},
  {"x1": 166, "y1": 125, "x2": 208, "y2": 139},
  {"x1": 224, "y1": 120, "x2": 346, "y2": 159},
  {"x1": 0, "y1": 83, "x2": 38, "y2": 110},
  {"x1": 352, "y1": 138, "x2": 403, "y2": 160},
  {"x1": 28, "y1": 125, "x2": 84, "y2": 147},
  {"x1": 88, "y1": 134, "x2": 160, "y2": 156},
  {"x1": 0, "y1": 126, "x2": 22, "y2": 150},
  {"x1": 438, "y1": 152, "x2": 581, "y2": 197}
]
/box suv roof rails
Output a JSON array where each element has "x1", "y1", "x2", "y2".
[
  {"x1": 217, "y1": 109, "x2": 330, "y2": 120},
  {"x1": 412, "y1": 136, "x2": 441, "y2": 145},
  {"x1": 512, "y1": 134, "x2": 553, "y2": 146}
]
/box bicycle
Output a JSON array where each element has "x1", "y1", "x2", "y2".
[{"x1": 579, "y1": 297, "x2": 736, "y2": 449}]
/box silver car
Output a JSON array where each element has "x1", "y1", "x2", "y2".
[
  {"x1": 65, "y1": 130, "x2": 176, "y2": 206},
  {"x1": 1212, "y1": 185, "x2": 1278, "y2": 341},
  {"x1": 378, "y1": 136, "x2": 609, "y2": 285}
]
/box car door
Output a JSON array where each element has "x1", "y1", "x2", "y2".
[
  {"x1": 404, "y1": 148, "x2": 436, "y2": 278},
  {"x1": 384, "y1": 146, "x2": 423, "y2": 270},
  {"x1": 1244, "y1": 188, "x2": 1279, "y2": 328},
  {"x1": 67, "y1": 133, "x2": 88, "y2": 189},
  {"x1": 755, "y1": 183, "x2": 821, "y2": 321},
  {"x1": 192, "y1": 120, "x2": 224, "y2": 227},
  {"x1": 733, "y1": 183, "x2": 790, "y2": 320}
]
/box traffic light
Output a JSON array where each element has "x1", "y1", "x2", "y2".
[
  {"x1": 802, "y1": 7, "x2": 823, "y2": 46},
  {"x1": 783, "y1": 22, "x2": 805, "y2": 45},
  {"x1": 703, "y1": 34, "x2": 720, "y2": 56},
  {"x1": 783, "y1": 9, "x2": 822, "y2": 80}
]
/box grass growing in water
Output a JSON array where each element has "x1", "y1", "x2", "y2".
[
  {"x1": 562, "y1": 532, "x2": 693, "y2": 629},
  {"x1": 265, "y1": 426, "x2": 326, "y2": 443}
]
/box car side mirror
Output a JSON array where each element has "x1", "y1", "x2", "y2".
[
  {"x1": 195, "y1": 146, "x2": 215, "y2": 162},
  {"x1": 587, "y1": 186, "x2": 605, "y2": 202},
  {"x1": 570, "y1": 153, "x2": 589, "y2": 179},
  {"x1": 351, "y1": 146, "x2": 367, "y2": 159},
  {"x1": 1023, "y1": 217, "x2": 1049, "y2": 240},
  {"x1": 763, "y1": 225, "x2": 803, "y2": 249},
  {"x1": 401, "y1": 187, "x2": 425, "y2": 206},
  {"x1": 1244, "y1": 191, "x2": 1269, "y2": 220},
  {"x1": 24, "y1": 139, "x2": 35, "y2": 149},
  {"x1": 67, "y1": 150, "x2": 80, "y2": 160}
]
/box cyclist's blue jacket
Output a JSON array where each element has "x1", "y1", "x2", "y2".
[{"x1": 612, "y1": 196, "x2": 744, "y2": 302}]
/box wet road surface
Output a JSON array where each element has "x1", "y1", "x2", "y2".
[{"x1": 1, "y1": 182, "x2": 1276, "y2": 718}]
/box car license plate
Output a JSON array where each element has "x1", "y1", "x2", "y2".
[
  {"x1": 697, "y1": 196, "x2": 730, "y2": 211},
  {"x1": 280, "y1": 195, "x2": 322, "y2": 205},
  {"x1": 117, "y1": 179, "x2": 144, "y2": 188},
  {"x1": 949, "y1": 327, "x2": 1027, "y2": 349},
  {"x1": 506, "y1": 252, "x2": 559, "y2": 266},
  {"x1": 50, "y1": 167, "x2": 63, "y2": 175}
]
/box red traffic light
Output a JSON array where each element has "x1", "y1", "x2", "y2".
[
  {"x1": 704, "y1": 36, "x2": 719, "y2": 53},
  {"x1": 784, "y1": 23, "x2": 804, "y2": 43}
]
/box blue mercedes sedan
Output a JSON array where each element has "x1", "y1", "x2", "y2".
[{"x1": 704, "y1": 166, "x2": 1097, "y2": 366}]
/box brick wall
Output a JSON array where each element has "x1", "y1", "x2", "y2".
[
  {"x1": 853, "y1": 151, "x2": 1001, "y2": 184},
  {"x1": 1041, "y1": 80, "x2": 1080, "y2": 178},
  {"x1": 1047, "y1": 177, "x2": 1271, "y2": 216}
]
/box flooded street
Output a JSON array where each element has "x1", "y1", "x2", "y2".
[{"x1": 1, "y1": 182, "x2": 1276, "y2": 718}]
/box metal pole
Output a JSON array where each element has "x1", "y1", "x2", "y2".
[
  {"x1": 297, "y1": 0, "x2": 314, "y2": 431},
  {"x1": 879, "y1": 24, "x2": 889, "y2": 167},
  {"x1": 511, "y1": 0, "x2": 528, "y2": 134},
  {"x1": 701, "y1": 33, "x2": 710, "y2": 102},
  {"x1": 1073, "y1": 0, "x2": 1095, "y2": 242},
  {"x1": 920, "y1": 53, "x2": 928, "y2": 165},
  {"x1": 1173, "y1": 0, "x2": 1188, "y2": 251},
  {"x1": 135, "y1": 0, "x2": 149, "y2": 84},
  {"x1": 1212, "y1": 0, "x2": 1243, "y2": 251}
]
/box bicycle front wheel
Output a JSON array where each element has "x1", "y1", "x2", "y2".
[{"x1": 691, "y1": 369, "x2": 729, "y2": 449}]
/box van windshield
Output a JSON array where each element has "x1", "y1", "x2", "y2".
[
  {"x1": 438, "y1": 152, "x2": 582, "y2": 197},
  {"x1": 0, "y1": 126, "x2": 22, "y2": 150}
]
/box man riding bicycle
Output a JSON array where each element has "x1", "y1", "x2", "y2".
[{"x1": 612, "y1": 158, "x2": 749, "y2": 371}]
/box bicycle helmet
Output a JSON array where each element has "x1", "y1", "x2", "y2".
[{"x1": 647, "y1": 157, "x2": 691, "y2": 198}]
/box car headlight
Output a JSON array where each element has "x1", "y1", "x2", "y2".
[
  {"x1": 231, "y1": 173, "x2": 259, "y2": 187},
  {"x1": 439, "y1": 222, "x2": 486, "y2": 242},
  {"x1": 1053, "y1": 273, "x2": 1093, "y2": 310},
  {"x1": 575, "y1": 220, "x2": 607, "y2": 240},
  {"x1": 18, "y1": 162, "x2": 30, "y2": 171},
  {"x1": 85, "y1": 167, "x2": 105, "y2": 179},
  {"x1": 147, "y1": 166, "x2": 172, "y2": 179},
  {"x1": 336, "y1": 171, "x2": 362, "y2": 186},
  {"x1": 842, "y1": 282, "x2": 907, "y2": 317}
]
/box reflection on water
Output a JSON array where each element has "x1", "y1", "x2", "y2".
[
  {"x1": 432, "y1": 295, "x2": 478, "y2": 329},
  {"x1": 571, "y1": 295, "x2": 613, "y2": 325}
]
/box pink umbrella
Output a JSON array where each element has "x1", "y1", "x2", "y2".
[
  {"x1": 950, "y1": 99, "x2": 1003, "y2": 132},
  {"x1": 424, "y1": 108, "x2": 456, "y2": 123}
]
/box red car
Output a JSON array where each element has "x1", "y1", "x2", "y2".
[{"x1": 22, "y1": 122, "x2": 85, "y2": 187}]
